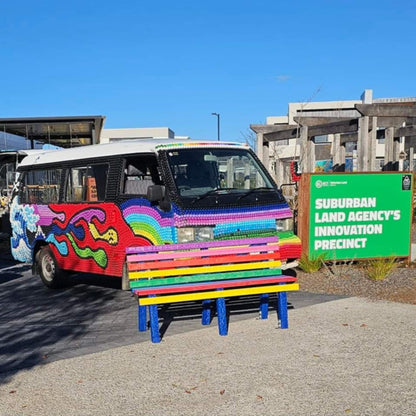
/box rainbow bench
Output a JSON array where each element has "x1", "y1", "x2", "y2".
[{"x1": 126, "y1": 236, "x2": 299, "y2": 343}]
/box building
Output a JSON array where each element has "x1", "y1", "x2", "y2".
[
  {"x1": 251, "y1": 90, "x2": 416, "y2": 186},
  {"x1": 100, "y1": 127, "x2": 176, "y2": 143}
]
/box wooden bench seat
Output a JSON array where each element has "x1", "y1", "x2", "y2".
[{"x1": 126, "y1": 236, "x2": 299, "y2": 343}]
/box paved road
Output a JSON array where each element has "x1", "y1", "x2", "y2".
[{"x1": 0, "y1": 257, "x2": 343, "y2": 380}]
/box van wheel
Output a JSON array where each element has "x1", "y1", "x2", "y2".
[{"x1": 37, "y1": 246, "x2": 66, "y2": 289}]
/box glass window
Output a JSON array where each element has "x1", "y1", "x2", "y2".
[
  {"x1": 314, "y1": 135, "x2": 329, "y2": 143},
  {"x1": 123, "y1": 155, "x2": 160, "y2": 195},
  {"x1": 65, "y1": 164, "x2": 109, "y2": 202},
  {"x1": 166, "y1": 148, "x2": 274, "y2": 198},
  {"x1": 22, "y1": 168, "x2": 62, "y2": 204}
]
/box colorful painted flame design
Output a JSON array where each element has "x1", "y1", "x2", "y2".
[{"x1": 11, "y1": 196, "x2": 300, "y2": 278}]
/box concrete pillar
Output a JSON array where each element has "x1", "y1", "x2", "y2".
[
  {"x1": 308, "y1": 137, "x2": 316, "y2": 173},
  {"x1": 340, "y1": 143, "x2": 346, "y2": 169},
  {"x1": 300, "y1": 126, "x2": 314, "y2": 173},
  {"x1": 409, "y1": 148, "x2": 414, "y2": 171},
  {"x1": 256, "y1": 133, "x2": 264, "y2": 163},
  {"x1": 393, "y1": 138, "x2": 401, "y2": 164},
  {"x1": 332, "y1": 133, "x2": 341, "y2": 167},
  {"x1": 385, "y1": 127, "x2": 394, "y2": 168},
  {"x1": 369, "y1": 117, "x2": 377, "y2": 171},
  {"x1": 276, "y1": 158, "x2": 284, "y2": 185},
  {"x1": 358, "y1": 116, "x2": 369, "y2": 171},
  {"x1": 263, "y1": 141, "x2": 270, "y2": 171}
]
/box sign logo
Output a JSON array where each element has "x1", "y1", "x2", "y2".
[{"x1": 402, "y1": 174, "x2": 411, "y2": 191}]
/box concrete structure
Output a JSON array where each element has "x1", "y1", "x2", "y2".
[
  {"x1": 0, "y1": 116, "x2": 106, "y2": 149},
  {"x1": 100, "y1": 127, "x2": 177, "y2": 143},
  {"x1": 0, "y1": 118, "x2": 187, "y2": 149},
  {"x1": 251, "y1": 90, "x2": 416, "y2": 185}
]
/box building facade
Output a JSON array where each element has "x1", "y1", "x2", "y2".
[{"x1": 251, "y1": 90, "x2": 416, "y2": 186}]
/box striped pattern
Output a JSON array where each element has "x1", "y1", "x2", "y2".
[{"x1": 127, "y1": 236, "x2": 298, "y2": 342}]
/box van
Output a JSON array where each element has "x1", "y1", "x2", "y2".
[{"x1": 10, "y1": 139, "x2": 301, "y2": 289}]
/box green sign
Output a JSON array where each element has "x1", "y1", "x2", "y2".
[{"x1": 309, "y1": 173, "x2": 413, "y2": 260}]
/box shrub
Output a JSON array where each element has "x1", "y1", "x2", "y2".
[
  {"x1": 322, "y1": 258, "x2": 356, "y2": 279},
  {"x1": 298, "y1": 253, "x2": 326, "y2": 273},
  {"x1": 363, "y1": 258, "x2": 397, "y2": 281}
]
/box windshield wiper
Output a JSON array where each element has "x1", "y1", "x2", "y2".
[
  {"x1": 191, "y1": 188, "x2": 235, "y2": 204},
  {"x1": 236, "y1": 187, "x2": 275, "y2": 201}
]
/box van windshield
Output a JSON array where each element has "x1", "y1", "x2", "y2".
[{"x1": 165, "y1": 147, "x2": 278, "y2": 203}]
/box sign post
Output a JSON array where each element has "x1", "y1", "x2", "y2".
[{"x1": 299, "y1": 173, "x2": 413, "y2": 260}]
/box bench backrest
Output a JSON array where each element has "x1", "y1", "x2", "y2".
[{"x1": 126, "y1": 236, "x2": 282, "y2": 290}]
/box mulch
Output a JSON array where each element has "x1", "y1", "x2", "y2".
[{"x1": 297, "y1": 264, "x2": 416, "y2": 305}]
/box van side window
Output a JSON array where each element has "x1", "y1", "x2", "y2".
[
  {"x1": 22, "y1": 168, "x2": 62, "y2": 204},
  {"x1": 123, "y1": 155, "x2": 160, "y2": 195},
  {"x1": 65, "y1": 164, "x2": 109, "y2": 202}
]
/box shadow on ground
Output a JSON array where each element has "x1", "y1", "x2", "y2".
[
  {"x1": 0, "y1": 264, "x2": 132, "y2": 384},
  {"x1": 0, "y1": 259, "x2": 345, "y2": 385}
]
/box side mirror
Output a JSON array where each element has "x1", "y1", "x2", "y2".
[
  {"x1": 147, "y1": 185, "x2": 171, "y2": 212},
  {"x1": 147, "y1": 185, "x2": 165, "y2": 202}
]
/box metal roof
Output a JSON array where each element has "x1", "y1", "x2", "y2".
[{"x1": 0, "y1": 116, "x2": 106, "y2": 148}]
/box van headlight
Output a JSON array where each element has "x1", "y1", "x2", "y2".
[
  {"x1": 177, "y1": 227, "x2": 214, "y2": 243},
  {"x1": 276, "y1": 218, "x2": 293, "y2": 232}
]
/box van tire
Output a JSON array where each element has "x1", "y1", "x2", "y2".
[{"x1": 37, "y1": 246, "x2": 66, "y2": 289}]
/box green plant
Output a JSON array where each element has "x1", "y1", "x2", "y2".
[
  {"x1": 298, "y1": 253, "x2": 326, "y2": 273},
  {"x1": 321, "y1": 258, "x2": 356, "y2": 279},
  {"x1": 363, "y1": 257, "x2": 397, "y2": 281}
]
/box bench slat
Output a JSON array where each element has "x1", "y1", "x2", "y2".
[
  {"x1": 129, "y1": 260, "x2": 281, "y2": 280},
  {"x1": 134, "y1": 276, "x2": 297, "y2": 295},
  {"x1": 127, "y1": 251, "x2": 281, "y2": 272},
  {"x1": 138, "y1": 282, "x2": 300, "y2": 305},
  {"x1": 126, "y1": 236, "x2": 279, "y2": 254},
  {"x1": 129, "y1": 268, "x2": 283, "y2": 289},
  {"x1": 126, "y1": 243, "x2": 279, "y2": 263}
]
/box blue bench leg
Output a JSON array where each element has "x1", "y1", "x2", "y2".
[
  {"x1": 202, "y1": 299, "x2": 211, "y2": 325},
  {"x1": 148, "y1": 295, "x2": 161, "y2": 343},
  {"x1": 216, "y1": 294, "x2": 228, "y2": 336},
  {"x1": 138, "y1": 304, "x2": 147, "y2": 332},
  {"x1": 260, "y1": 293, "x2": 269, "y2": 319},
  {"x1": 277, "y1": 291, "x2": 288, "y2": 329}
]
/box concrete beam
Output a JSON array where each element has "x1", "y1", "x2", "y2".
[
  {"x1": 340, "y1": 133, "x2": 358, "y2": 144},
  {"x1": 294, "y1": 116, "x2": 357, "y2": 126},
  {"x1": 263, "y1": 127, "x2": 299, "y2": 142},
  {"x1": 356, "y1": 103, "x2": 416, "y2": 117},
  {"x1": 250, "y1": 124, "x2": 298, "y2": 134},
  {"x1": 376, "y1": 116, "x2": 416, "y2": 127},
  {"x1": 396, "y1": 125, "x2": 416, "y2": 137},
  {"x1": 308, "y1": 118, "x2": 358, "y2": 137}
]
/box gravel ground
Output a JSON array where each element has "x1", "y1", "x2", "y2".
[
  {"x1": 1, "y1": 230, "x2": 415, "y2": 415},
  {"x1": 297, "y1": 264, "x2": 416, "y2": 305},
  {"x1": 1, "y1": 296, "x2": 415, "y2": 416}
]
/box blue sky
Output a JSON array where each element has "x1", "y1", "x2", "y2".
[{"x1": 1, "y1": 0, "x2": 415, "y2": 143}]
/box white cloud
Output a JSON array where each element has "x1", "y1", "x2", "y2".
[{"x1": 276, "y1": 75, "x2": 290, "y2": 82}]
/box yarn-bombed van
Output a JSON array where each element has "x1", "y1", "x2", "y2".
[{"x1": 10, "y1": 140, "x2": 301, "y2": 289}]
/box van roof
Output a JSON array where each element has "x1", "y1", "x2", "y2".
[{"x1": 17, "y1": 139, "x2": 249, "y2": 168}]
